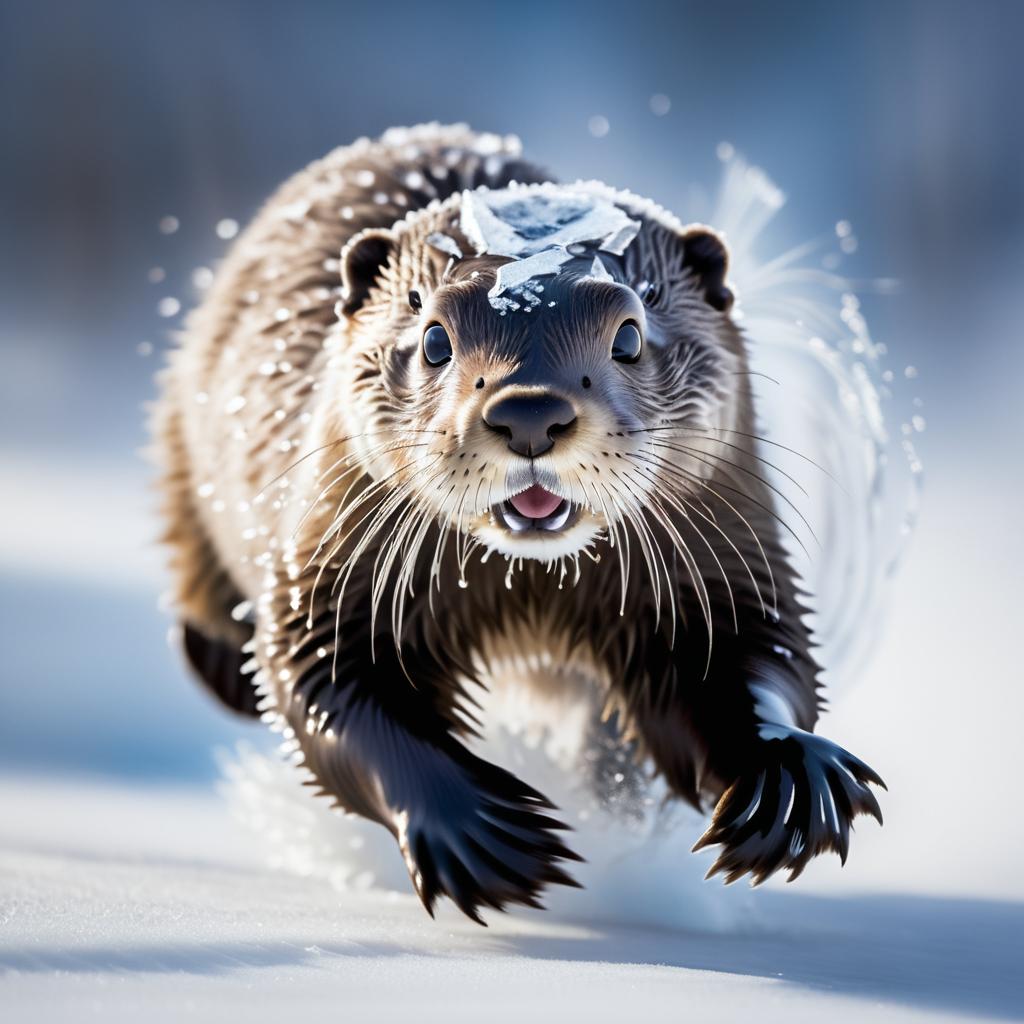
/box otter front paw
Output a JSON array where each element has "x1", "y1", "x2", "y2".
[
  {"x1": 693, "y1": 729, "x2": 885, "y2": 885},
  {"x1": 396, "y1": 756, "x2": 583, "y2": 924}
]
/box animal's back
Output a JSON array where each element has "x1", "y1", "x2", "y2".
[{"x1": 154, "y1": 124, "x2": 549, "y2": 678}]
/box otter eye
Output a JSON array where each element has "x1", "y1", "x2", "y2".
[
  {"x1": 422, "y1": 323, "x2": 453, "y2": 367},
  {"x1": 611, "y1": 322, "x2": 642, "y2": 364},
  {"x1": 637, "y1": 280, "x2": 662, "y2": 307}
]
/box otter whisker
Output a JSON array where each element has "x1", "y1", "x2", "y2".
[
  {"x1": 312, "y1": 436, "x2": 431, "y2": 490},
  {"x1": 330, "y1": 463, "x2": 453, "y2": 670},
  {"x1": 307, "y1": 447, "x2": 444, "y2": 578},
  {"x1": 608, "y1": 467, "x2": 713, "y2": 658},
  {"x1": 631, "y1": 424, "x2": 839, "y2": 490},
  {"x1": 601, "y1": 472, "x2": 668, "y2": 632},
  {"x1": 312, "y1": 453, "x2": 446, "y2": 621},
  {"x1": 571, "y1": 469, "x2": 625, "y2": 609},
  {"x1": 584, "y1": 474, "x2": 630, "y2": 614},
  {"x1": 647, "y1": 438, "x2": 819, "y2": 553},
  {"x1": 292, "y1": 440, "x2": 430, "y2": 543},
  {"x1": 605, "y1": 469, "x2": 672, "y2": 622},
  {"x1": 385, "y1": 499, "x2": 441, "y2": 653},
  {"x1": 621, "y1": 463, "x2": 740, "y2": 634},
  {"x1": 255, "y1": 427, "x2": 437, "y2": 498},
  {"x1": 628, "y1": 449, "x2": 771, "y2": 619},
  {"x1": 319, "y1": 444, "x2": 449, "y2": 547},
  {"x1": 634, "y1": 447, "x2": 781, "y2": 613}
]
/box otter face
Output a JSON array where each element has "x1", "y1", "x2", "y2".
[{"x1": 335, "y1": 186, "x2": 743, "y2": 568}]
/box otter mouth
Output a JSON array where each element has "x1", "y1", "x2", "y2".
[{"x1": 493, "y1": 483, "x2": 580, "y2": 534}]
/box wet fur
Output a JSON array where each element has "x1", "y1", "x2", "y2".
[{"x1": 153, "y1": 124, "x2": 884, "y2": 922}]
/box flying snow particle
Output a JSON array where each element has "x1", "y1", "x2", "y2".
[
  {"x1": 649, "y1": 93, "x2": 671, "y2": 116},
  {"x1": 192, "y1": 266, "x2": 214, "y2": 290}
]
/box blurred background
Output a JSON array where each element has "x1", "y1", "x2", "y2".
[{"x1": 1, "y1": 0, "x2": 1021, "y2": 904}]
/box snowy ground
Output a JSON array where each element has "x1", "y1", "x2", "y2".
[
  {"x1": 2, "y1": 777, "x2": 1020, "y2": 1024},
  {"x1": 1, "y1": 458, "x2": 1022, "y2": 1022}
]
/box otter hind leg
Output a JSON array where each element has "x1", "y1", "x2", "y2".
[
  {"x1": 180, "y1": 620, "x2": 259, "y2": 717},
  {"x1": 693, "y1": 728, "x2": 885, "y2": 885},
  {"x1": 154, "y1": 399, "x2": 259, "y2": 717}
]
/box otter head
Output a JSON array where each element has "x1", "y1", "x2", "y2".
[{"x1": 332, "y1": 183, "x2": 743, "y2": 567}]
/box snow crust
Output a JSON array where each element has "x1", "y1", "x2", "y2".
[{"x1": 1, "y1": 777, "x2": 1016, "y2": 1024}]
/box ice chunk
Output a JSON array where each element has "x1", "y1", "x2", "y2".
[
  {"x1": 425, "y1": 232, "x2": 463, "y2": 260},
  {"x1": 461, "y1": 187, "x2": 640, "y2": 259},
  {"x1": 462, "y1": 185, "x2": 641, "y2": 311},
  {"x1": 599, "y1": 219, "x2": 641, "y2": 255},
  {"x1": 490, "y1": 248, "x2": 574, "y2": 300}
]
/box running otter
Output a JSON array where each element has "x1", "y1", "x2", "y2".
[{"x1": 153, "y1": 123, "x2": 884, "y2": 922}]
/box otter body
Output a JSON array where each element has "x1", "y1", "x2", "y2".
[{"x1": 154, "y1": 124, "x2": 884, "y2": 921}]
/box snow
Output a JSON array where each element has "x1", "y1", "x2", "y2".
[
  {"x1": 0, "y1": 464, "x2": 1021, "y2": 1022},
  {"x1": 1, "y1": 154, "x2": 1021, "y2": 1023},
  {"x1": 1, "y1": 777, "x2": 1018, "y2": 1023}
]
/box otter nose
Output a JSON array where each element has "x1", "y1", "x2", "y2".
[{"x1": 482, "y1": 389, "x2": 577, "y2": 457}]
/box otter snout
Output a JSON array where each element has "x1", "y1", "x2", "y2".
[{"x1": 482, "y1": 388, "x2": 577, "y2": 457}]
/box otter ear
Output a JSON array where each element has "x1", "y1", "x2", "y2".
[
  {"x1": 679, "y1": 226, "x2": 733, "y2": 312},
  {"x1": 339, "y1": 227, "x2": 395, "y2": 316}
]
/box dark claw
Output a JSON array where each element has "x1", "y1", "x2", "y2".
[
  {"x1": 401, "y1": 760, "x2": 583, "y2": 924},
  {"x1": 695, "y1": 730, "x2": 884, "y2": 887}
]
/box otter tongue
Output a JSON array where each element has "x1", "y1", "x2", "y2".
[{"x1": 509, "y1": 484, "x2": 563, "y2": 520}]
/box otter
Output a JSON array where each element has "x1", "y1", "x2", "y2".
[{"x1": 154, "y1": 123, "x2": 884, "y2": 923}]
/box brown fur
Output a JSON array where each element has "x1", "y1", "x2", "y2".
[{"x1": 153, "y1": 124, "x2": 884, "y2": 922}]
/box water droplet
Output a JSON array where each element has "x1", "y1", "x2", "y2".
[
  {"x1": 148, "y1": 266, "x2": 166, "y2": 283},
  {"x1": 158, "y1": 216, "x2": 179, "y2": 235},
  {"x1": 716, "y1": 141, "x2": 735, "y2": 162},
  {"x1": 835, "y1": 220, "x2": 852, "y2": 238},
  {"x1": 649, "y1": 93, "x2": 671, "y2": 116},
  {"x1": 216, "y1": 218, "x2": 239, "y2": 240},
  {"x1": 904, "y1": 365, "x2": 918, "y2": 379},
  {"x1": 157, "y1": 296, "x2": 181, "y2": 318},
  {"x1": 136, "y1": 341, "x2": 153, "y2": 357},
  {"x1": 192, "y1": 266, "x2": 214, "y2": 290},
  {"x1": 587, "y1": 115, "x2": 610, "y2": 138}
]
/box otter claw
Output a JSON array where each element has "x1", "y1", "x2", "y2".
[
  {"x1": 400, "y1": 761, "x2": 583, "y2": 924},
  {"x1": 694, "y1": 730, "x2": 884, "y2": 885}
]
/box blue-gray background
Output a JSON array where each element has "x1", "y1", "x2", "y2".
[{"x1": 0, "y1": 0, "x2": 1020, "y2": 896}]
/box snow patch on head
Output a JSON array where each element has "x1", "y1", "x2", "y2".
[{"x1": 459, "y1": 185, "x2": 641, "y2": 313}]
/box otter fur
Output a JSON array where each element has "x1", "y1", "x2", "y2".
[{"x1": 153, "y1": 123, "x2": 884, "y2": 922}]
